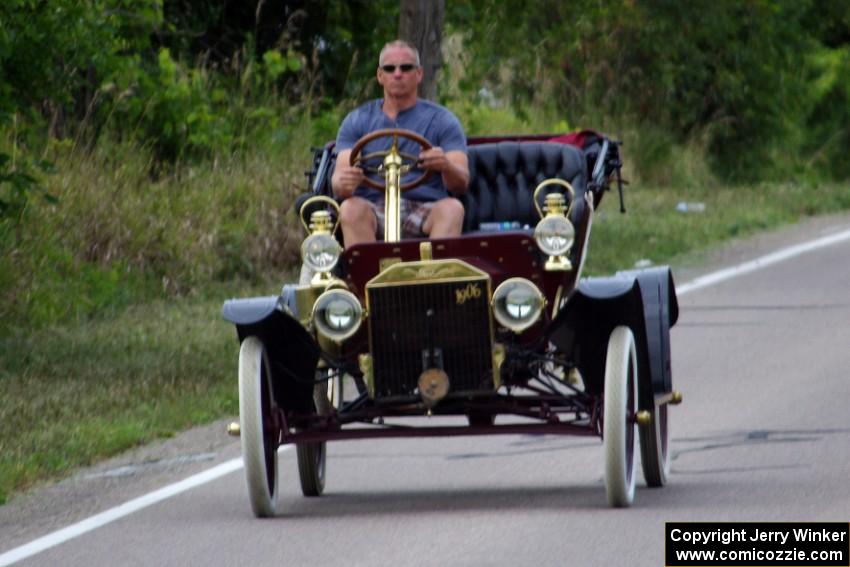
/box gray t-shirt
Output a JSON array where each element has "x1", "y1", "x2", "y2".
[{"x1": 335, "y1": 99, "x2": 467, "y2": 202}]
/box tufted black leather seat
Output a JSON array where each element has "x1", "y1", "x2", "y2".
[{"x1": 459, "y1": 142, "x2": 588, "y2": 233}]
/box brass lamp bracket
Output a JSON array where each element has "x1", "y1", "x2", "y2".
[
  {"x1": 299, "y1": 195, "x2": 341, "y2": 235},
  {"x1": 533, "y1": 178, "x2": 575, "y2": 219}
]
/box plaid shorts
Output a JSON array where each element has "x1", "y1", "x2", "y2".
[{"x1": 366, "y1": 198, "x2": 436, "y2": 240}]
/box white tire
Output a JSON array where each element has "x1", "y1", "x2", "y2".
[
  {"x1": 603, "y1": 326, "x2": 638, "y2": 507},
  {"x1": 640, "y1": 403, "x2": 670, "y2": 487},
  {"x1": 297, "y1": 440, "x2": 326, "y2": 497},
  {"x1": 296, "y1": 379, "x2": 330, "y2": 497},
  {"x1": 239, "y1": 336, "x2": 279, "y2": 517}
]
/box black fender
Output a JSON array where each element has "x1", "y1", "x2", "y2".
[
  {"x1": 222, "y1": 289, "x2": 319, "y2": 413},
  {"x1": 546, "y1": 267, "x2": 678, "y2": 410}
]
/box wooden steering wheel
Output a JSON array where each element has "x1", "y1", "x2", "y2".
[{"x1": 349, "y1": 128, "x2": 433, "y2": 191}]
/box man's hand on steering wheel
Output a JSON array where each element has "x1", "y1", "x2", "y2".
[
  {"x1": 417, "y1": 147, "x2": 451, "y2": 173},
  {"x1": 331, "y1": 153, "x2": 364, "y2": 199}
]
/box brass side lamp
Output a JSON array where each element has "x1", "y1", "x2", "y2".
[{"x1": 532, "y1": 179, "x2": 576, "y2": 272}]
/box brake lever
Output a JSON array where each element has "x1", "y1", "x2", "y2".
[{"x1": 616, "y1": 168, "x2": 627, "y2": 214}]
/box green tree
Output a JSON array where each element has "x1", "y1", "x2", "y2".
[
  {"x1": 0, "y1": 0, "x2": 162, "y2": 133},
  {"x1": 447, "y1": 0, "x2": 818, "y2": 180}
]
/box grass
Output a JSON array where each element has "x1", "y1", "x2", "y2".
[
  {"x1": 1, "y1": 113, "x2": 316, "y2": 504},
  {"x1": 0, "y1": 293, "x2": 246, "y2": 504},
  {"x1": 584, "y1": 181, "x2": 850, "y2": 276},
  {"x1": 0, "y1": 120, "x2": 318, "y2": 330}
]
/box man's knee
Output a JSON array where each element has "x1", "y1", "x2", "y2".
[
  {"x1": 433, "y1": 198, "x2": 465, "y2": 224},
  {"x1": 340, "y1": 198, "x2": 375, "y2": 226},
  {"x1": 338, "y1": 197, "x2": 378, "y2": 247},
  {"x1": 423, "y1": 197, "x2": 465, "y2": 237}
]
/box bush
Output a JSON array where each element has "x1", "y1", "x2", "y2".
[
  {"x1": 0, "y1": 130, "x2": 313, "y2": 329},
  {"x1": 0, "y1": 152, "x2": 56, "y2": 225},
  {"x1": 803, "y1": 46, "x2": 850, "y2": 179}
]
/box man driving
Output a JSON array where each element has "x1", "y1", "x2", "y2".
[{"x1": 331, "y1": 39, "x2": 470, "y2": 248}]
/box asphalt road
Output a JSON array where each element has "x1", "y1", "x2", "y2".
[{"x1": 2, "y1": 215, "x2": 850, "y2": 566}]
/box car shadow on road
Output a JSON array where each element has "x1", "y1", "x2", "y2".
[{"x1": 277, "y1": 484, "x2": 613, "y2": 519}]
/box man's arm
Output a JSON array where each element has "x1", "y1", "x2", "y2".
[
  {"x1": 418, "y1": 147, "x2": 470, "y2": 194},
  {"x1": 331, "y1": 149, "x2": 365, "y2": 199}
]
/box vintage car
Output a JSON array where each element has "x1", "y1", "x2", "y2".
[{"x1": 223, "y1": 127, "x2": 680, "y2": 517}]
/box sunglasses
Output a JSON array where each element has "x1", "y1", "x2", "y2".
[{"x1": 381, "y1": 63, "x2": 417, "y2": 73}]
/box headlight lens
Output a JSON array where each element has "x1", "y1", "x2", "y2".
[
  {"x1": 301, "y1": 233, "x2": 341, "y2": 272},
  {"x1": 492, "y1": 278, "x2": 544, "y2": 332},
  {"x1": 533, "y1": 215, "x2": 574, "y2": 256},
  {"x1": 312, "y1": 289, "x2": 362, "y2": 341}
]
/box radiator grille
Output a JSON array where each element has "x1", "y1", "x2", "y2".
[{"x1": 367, "y1": 277, "x2": 493, "y2": 398}]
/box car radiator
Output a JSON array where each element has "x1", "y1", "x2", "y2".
[{"x1": 367, "y1": 274, "x2": 494, "y2": 398}]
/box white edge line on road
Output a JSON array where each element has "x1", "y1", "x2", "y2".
[
  {"x1": 0, "y1": 457, "x2": 246, "y2": 567},
  {"x1": 676, "y1": 227, "x2": 850, "y2": 296},
  {"x1": 3, "y1": 224, "x2": 850, "y2": 566}
]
